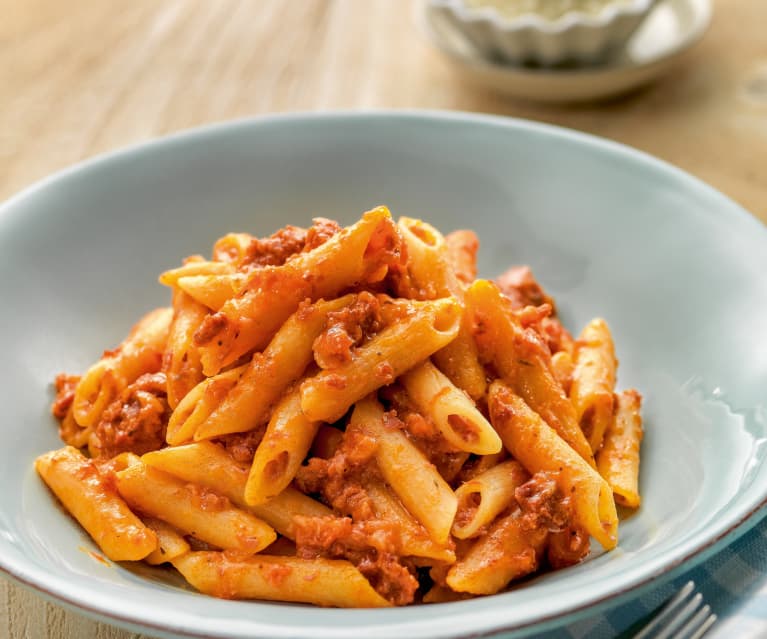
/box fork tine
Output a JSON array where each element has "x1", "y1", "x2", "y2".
[
  {"x1": 675, "y1": 604, "x2": 714, "y2": 638},
  {"x1": 634, "y1": 581, "x2": 717, "y2": 639},
  {"x1": 653, "y1": 593, "x2": 704, "y2": 639},
  {"x1": 634, "y1": 581, "x2": 696, "y2": 639},
  {"x1": 690, "y1": 606, "x2": 717, "y2": 639}
]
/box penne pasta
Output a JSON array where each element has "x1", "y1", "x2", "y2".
[
  {"x1": 141, "y1": 441, "x2": 331, "y2": 538},
  {"x1": 193, "y1": 295, "x2": 354, "y2": 442},
  {"x1": 73, "y1": 307, "x2": 172, "y2": 427},
  {"x1": 142, "y1": 517, "x2": 191, "y2": 565},
  {"x1": 452, "y1": 460, "x2": 529, "y2": 539},
  {"x1": 551, "y1": 350, "x2": 575, "y2": 395},
  {"x1": 163, "y1": 290, "x2": 207, "y2": 409},
  {"x1": 158, "y1": 259, "x2": 234, "y2": 288},
  {"x1": 176, "y1": 273, "x2": 248, "y2": 311},
  {"x1": 211, "y1": 232, "x2": 256, "y2": 266},
  {"x1": 194, "y1": 206, "x2": 400, "y2": 375},
  {"x1": 570, "y1": 318, "x2": 617, "y2": 453},
  {"x1": 172, "y1": 552, "x2": 391, "y2": 607},
  {"x1": 488, "y1": 381, "x2": 618, "y2": 550},
  {"x1": 596, "y1": 389, "x2": 643, "y2": 508},
  {"x1": 400, "y1": 360, "x2": 501, "y2": 455},
  {"x1": 466, "y1": 279, "x2": 595, "y2": 466},
  {"x1": 244, "y1": 388, "x2": 321, "y2": 505},
  {"x1": 349, "y1": 397, "x2": 458, "y2": 546},
  {"x1": 445, "y1": 230, "x2": 479, "y2": 286},
  {"x1": 41, "y1": 208, "x2": 643, "y2": 606},
  {"x1": 115, "y1": 463, "x2": 276, "y2": 553},
  {"x1": 35, "y1": 446, "x2": 157, "y2": 561},
  {"x1": 397, "y1": 218, "x2": 486, "y2": 400},
  {"x1": 300, "y1": 297, "x2": 461, "y2": 423},
  {"x1": 397, "y1": 217, "x2": 459, "y2": 299},
  {"x1": 446, "y1": 509, "x2": 548, "y2": 595},
  {"x1": 165, "y1": 363, "x2": 247, "y2": 446},
  {"x1": 431, "y1": 326, "x2": 488, "y2": 402},
  {"x1": 57, "y1": 406, "x2": 91, "y2": 449},
  {"x1": 365, "y1": 480, "x2": 456, "y2": 562}
]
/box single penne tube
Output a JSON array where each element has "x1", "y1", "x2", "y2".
[
  {"x1": 300, "y1": 297, "x2": 462, "y2": 423},
  {"x1": 194, "y1": 295, "x2": 354, "y2": 442},
  {"x1": 71, "y1": 360, "x2": 120, "y2": 428},
  {"x1": 142, "y1": 517, "x2": 191, "y2": 565},
  {"x1": 397, "y1": 217, "x2": 459, "y2": 298},
  {"x1": 446, "y1": 509, "x2": 547, "y2": 595},
  {"x1": 164, "y1": 290, "x2": 207, "y2": 409},
  {"x1": 570, "y1": 318, "x2": 617, "y2": 453},
  {"x1": 57, "y1": 407, "x2": 91, "y2": 449},
  {"x1": 211, "y1": 232, "x2": 256, "y2": 266},
  {"x1": 445, "y1": 229, "x2": 479, "y2": 285},
  {"x1": 365, "y1": 480, "x2": 455, "y2": 563},
  {"x1": 466, "y1": 279, "x2": 594, "y2": 466},
  {"x1": 398, "y1": 219, "x2": 487, "y2": 400},
  {"x1": 115, "y1": 463, "x2": 276, "y2": 553},
  {"x1": 400, "y1": 360, "x2": 501, "y2": 455},
  {"x1": 172, "y1": 552, "x2": 391, "y2": 607},
  {"x1": 350, "y1": 397, "x2": 458, "y2": 546},
  {"x1": 141, "y1": 441, "x2": 331, "y2": 538},
  {"x1": 176, "y1": 273, "x2": 247, "y2": 311},
  {"x1": 253, "y1": 484, "x2": 334, "y2": 539},
  {"x1": 488, "y1": 381, "x2": 618, "y2": 550},
  {"x1": 551, "y1": 350, "x2": 575, "y2": 395},
  {"x1": 158, "y1": 259, "x2": 235, "y2": 288},
  {"x1": 452, "y1": 460, "x2": 529, "y2": 539},
  {"x1": 244, "y1": 388, "x2": 321, "y2": 505},
  {"x1": 194, "y1": 206, "x2": 398, "y2": 375},
  {"x1": 432, "y1": 325, "x2": 488, "y2": 402},
  {"x1": 35, "y1": 446, "x2": 157, "y2": 561},
  {"x1": 596, "y1": 389, "x2": 643, "y2": 508},
  {"x1": 73, "y1": 307, "x2": 173, "y2": 427},
  {"x1": 550, "y1": 316, "x2": 576, "y2": 355},
  {"x1": 165, "y1": 364, "x2": 247, "y2": 445}
]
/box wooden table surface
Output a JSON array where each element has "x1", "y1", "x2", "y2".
[{"x1": 2, "y1": 0, "x2": 766, "y2": 637}]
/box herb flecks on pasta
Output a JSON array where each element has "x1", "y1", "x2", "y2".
[{"x1": 37, "y1": 206, "x2": 643, "y2": 607}]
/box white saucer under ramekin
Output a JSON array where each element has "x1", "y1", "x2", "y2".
[{"x1": 420, "y1": 0, "x2": 712, "y2": 103}]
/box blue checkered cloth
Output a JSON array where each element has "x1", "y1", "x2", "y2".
[{"x1": 527, "y1": 510, "x2": 767, "y2": 639}]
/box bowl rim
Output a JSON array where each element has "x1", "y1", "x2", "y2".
[
  {"x1": 427, "y1": 0, "x2": 658, "y2": 33},
  {"x1": 2, "y1": 109, "x2": 767, "y2": 639},
  {"x1": 1, "y1": 109, "x2": 758, "y2": 232}
]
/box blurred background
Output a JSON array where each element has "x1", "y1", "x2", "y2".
[
  {"x1": 1, "y1": 1, "x2": 766, "y2": 637},
  {"x1": 1, "y1": 0, "x2": 765, "y2": 220}
]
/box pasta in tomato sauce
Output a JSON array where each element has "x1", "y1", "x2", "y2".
[{"x1": 37, "y1": 206, "x2": 643, "y2": 607}]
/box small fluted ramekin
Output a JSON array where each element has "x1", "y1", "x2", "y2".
[{"x1": 426, "y1": 0, "x2": 658, "y2": 67}]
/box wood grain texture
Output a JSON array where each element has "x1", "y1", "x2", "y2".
[
  {"x1": 1, "y1": 0, "x2": 765, "y2": 637},
  {"x1": 1, "y1": 0, "x2": 765, "y2": 221}
]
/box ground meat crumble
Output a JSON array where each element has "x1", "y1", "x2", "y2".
[{"x1": 89, "y1": 372, "x2": 169, "y2": 458}]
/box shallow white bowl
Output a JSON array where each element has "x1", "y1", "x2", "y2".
[
  {"x1": 426, "y1": 0, "x2": 658, "y2": 66},
  {"x1": 1, "y1": 112, "x2": 767, "y2": 639}
]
